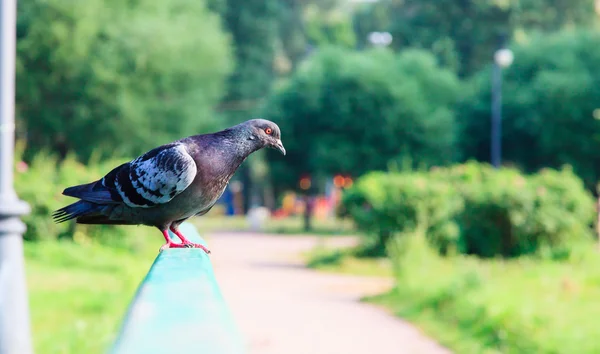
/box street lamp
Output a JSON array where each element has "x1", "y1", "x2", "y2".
[
  {"x1": 0, "y1": 0, "x2": 34, "y2": 353},
  {"x1": 494, "y1": 49, "x2": 514, "y2": 68},
  {"x1": 368, "y1": 32, "x2": 393, "y2": 47},
  {"x1": 491, "y1": 44, "x2": 514, "y2": 169}
]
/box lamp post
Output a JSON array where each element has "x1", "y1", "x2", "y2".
[
  {"x1": 367, "y1": 32, "x2": 393, "y2": 47},
  {"x1": 491, "y1": 43, "x2": 514, "y2": 169},
  {"x1": 0, "y1": 0, "x2": 34, "y2": 353}
]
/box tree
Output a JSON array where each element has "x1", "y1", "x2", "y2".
[
  {"x1": 460, "y1": 29, "x2": 600, "y2": 189},
  {"x1": 352, "y1": 0, "x2": 597, "y2": 77},
  {"x1": 303, "y1": 1, "x2": 356, "y2": 49},
  {"x1": 220, "y1": 0, "x2": 279, "y2": 110},
  {"x1": 275, "y1": 0, "x2": 309, "y2": 75},
  {"x1": 16, "y1": 0, "x2": 232, "y2": 161},
  {"x1": 263, "y1": 47, "x2": 461, "y2": 195}
]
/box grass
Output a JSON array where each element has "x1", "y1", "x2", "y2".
[
  {"x1": 25, "y1": 235, "x2": 159, "y2": 354},
  {"x1": 305, "y1": 244, "x2": 393, "y2": 277},
  {"x1": 375, "y1": 253, "x2": 600, "y2": 353},
  {"x1": 193, "y1": 214, "x2": 356, "y2": 235},
  {"x1": 305, "y1": 234, "x2": 600, "y2": 354}
]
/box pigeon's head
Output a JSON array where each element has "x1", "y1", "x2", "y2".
[{"x1": 242, "y1": 119, "x2": 286, "y2": 156}]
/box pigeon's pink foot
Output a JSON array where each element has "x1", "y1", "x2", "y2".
[
  {"x1": 159, "y1": 240, "x2": 211, "y2": 254},
  {"x1": 160, "y1": 229, "x2": 211, "y2": 254}
]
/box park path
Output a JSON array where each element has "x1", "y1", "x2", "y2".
[{"x1": 205, "y1": 232, "x2": 451, "y2": 354}]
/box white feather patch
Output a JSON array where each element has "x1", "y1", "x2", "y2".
[{"x1": 119, "y1": 144, "x2": 197, "y2": 208}]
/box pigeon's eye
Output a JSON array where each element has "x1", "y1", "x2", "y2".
[{"x1": 265, "y1": 128, "x2": 273, "y2": 135}]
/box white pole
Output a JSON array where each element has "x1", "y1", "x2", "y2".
[{"x1": 0, "y1": 0, "x2": 34, "y2": 352}]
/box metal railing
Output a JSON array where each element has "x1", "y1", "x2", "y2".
[{"x1": 109, "y1": 222, "x2": 246, "y2": 354}]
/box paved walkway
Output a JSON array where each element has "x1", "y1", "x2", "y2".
[{"x1": 206, "y1": 232, "x2": 451, "y2": 354}]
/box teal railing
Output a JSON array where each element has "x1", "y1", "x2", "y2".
[{"x1": 109, "y1": 222, "x2": 246, "y2": 354}]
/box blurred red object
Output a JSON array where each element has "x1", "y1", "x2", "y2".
[
  {"x1": 16, "y1": 161, "x2": 28, "y2": 173},
  {"x1": 272, "y1": 209, "x2": 288, "y2": 218}
]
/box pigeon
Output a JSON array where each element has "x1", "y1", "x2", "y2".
[{"x1": 52, "y1": 119, "x2": 285, "y2": 253}]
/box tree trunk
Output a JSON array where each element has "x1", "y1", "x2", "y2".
[
  {"x1": 303, "y1": 195, "x2": 314, "y2": 232},
  {"x1": 596, "y1": 190, "x2": 600, "y2": 251}
]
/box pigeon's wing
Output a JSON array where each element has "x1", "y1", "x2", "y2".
[{"x1": 101, "y1": 143, "x2": 198, "y2": 208}]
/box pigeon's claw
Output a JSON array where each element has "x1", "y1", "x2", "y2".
[
  {"x1": 159, "y1": 240, "x2": 211, "y2": 254},
  {"x1": 160, "y1": 229, "x2": 211, "y2": 254},
  {"x1": 190, "y1": 242, "x2": 211, "y2": 254}
]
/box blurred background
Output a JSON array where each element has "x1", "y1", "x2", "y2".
[{"x1": 10, "y1": 0, "x2": 600, "y2": 353}]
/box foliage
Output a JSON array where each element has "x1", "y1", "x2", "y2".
[
  {"x1": 220, "y1": 0, "x2": 279, "y2": 107},
  {"x1": 445, "y1": 163, "x2": 594, "y2": 258},
  {"x1": 341, "y1": 171, "x2": 463, "y2": 255},
  {"x1": 264, "y1": 47, "x2": 461, "y2": 194},
  {"x1": 274, "y1": 0, "x2": 356, "y2": 77},
  {"x1": 352, "y1": 0, "x2": 597, "y2": 76},
  {"x1": 14, "y1": 148, "x2": 132, "y2": 243},
  {"x1": 370, "y1": 233, "x2": 600, "y2": 354},
  {"x1": 274, "y1": 0, "x2": 310, "y2": 75},
  {"x1": 341, "y1": 162, "x2": 595, "y2": 258},
  {"x1": 303, "y1": 2, "x2": 356, "y2": 49},
  {"x1": 16, "y1": 0, "x2": 232, "y2": 161},
  {"x1": 460, "y1": 29, "x2": 600, "y2": 189}
]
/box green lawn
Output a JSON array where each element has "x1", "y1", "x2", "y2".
[
  {"x1": 306, "y1": 236, "x2": 600, "y2": 354},
  {"x1": 25, "y1": 236, "x2": 159, "y2": 354},
  {"x1": 304, "y1": 245, "x2": 393, "y2": 277}
]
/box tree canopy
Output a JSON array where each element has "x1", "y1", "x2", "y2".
[
  {"x1": 353, "y1": 0, "x2": 597, "y2": 76},
  {"x1": 263, "y1": 47, "x2": 461, "y2": 193},
  {"x1": 460, "y1": 29, "x2": 600, "y2": 188},
  {"x1": 16, "y1": 0, "x2": 232, "y2": 161}
]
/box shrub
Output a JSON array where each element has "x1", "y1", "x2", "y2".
[
  {"x1": 342, "y1": 171, "x2": 463, "y2": 255},
  {"x1": 14, "y1": 150, "x2": 132, "y2": 245},
  {"x1": 445, "y1": 162, "x2": 595, "y2": 258},
  {"x1": 527, "y1": 167, "x2": 596, "y2": 257},
  {"x1": 342, "y1": 162, "x2": 595, "y2": 258}
]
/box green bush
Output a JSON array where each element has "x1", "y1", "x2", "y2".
[
  {"x1": 14, "y1": 149, "x2": 132, "y2": 245},
  {"x1": 342, "y1": 161, "x2": 595, "y2": 258},
  {"x1": 342, "y1": 171, "x2": 463, "y2": 256},
  {"x1": 446, "y1": 162, "x2": 595, "y2": 258}
]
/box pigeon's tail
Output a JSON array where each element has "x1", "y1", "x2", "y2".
[
  {"x1": 75, "y1": 215, "x2": 136, "y2": 225},
  {"x1": 63, "y1": 181, "x2": 97, "y2": 198},
  {"x1": 62, "y1": 181, "x2": 118, "y2": 205},
  {"x1": 52, "y1": 200, "x2": 102, "y2": 224}
]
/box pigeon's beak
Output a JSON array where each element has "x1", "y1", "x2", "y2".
[{"x1": 274, "y1": 139, "x2": 286, "y2": 156}]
